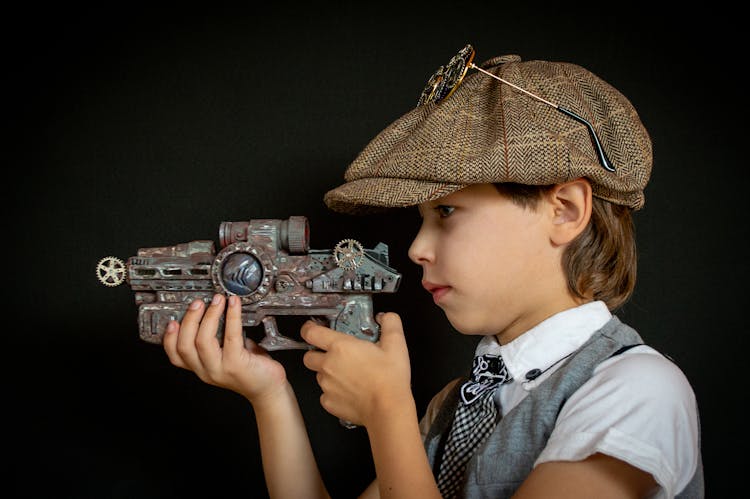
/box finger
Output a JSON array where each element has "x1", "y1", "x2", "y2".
[
  {"x1": 241, "y1": 331, "x2": 269, "y2": 356},
  {"x1": 175, "y1": 299, "x2": 207, "y2": 369},
  {"x1": 222, "y1": 295, "x2": 245, "y2": 353},
  {"x1": 244, "y1": 336, "x2": 266, "y2": 356},
  {"x1": 303, "y1": 349, "x2": 326, "y2": 373},
  {"x1": 163, "y1": 320, "x2": 188, "y2": 368},
  {"x1": 194, "y1": 294, "x2": 225, "y2": 370},
  {"x1": 195, "y1": 293, "x2": 225, "y2": 342},
  {"x1": 300, "y1": 320, "x2": 340, "y2": 351},
  {"x1": 376, "y1": 312, "x2": 407, "y2": 350},
  {"x1": 318, "y1": 393, "x2": 359, "y2": 425}
]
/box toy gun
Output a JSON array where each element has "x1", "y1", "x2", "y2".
[{"x1": 96, "y1": 216, "x2": 401, "y2": 351}]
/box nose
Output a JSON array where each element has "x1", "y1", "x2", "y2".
[{"x1": 408, "y1": 222, "x2": 434, "y2": 265}]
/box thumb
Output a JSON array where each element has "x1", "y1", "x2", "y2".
[{"x1": 375, "y1": 312, "x2": 406, "y2": 350}]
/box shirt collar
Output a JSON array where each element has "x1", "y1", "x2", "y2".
[{"x1": 474, "y1": 301, "x2": 612, "y2": 382}]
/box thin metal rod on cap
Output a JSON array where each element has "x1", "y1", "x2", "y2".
[
  {"x1": 470, "y1": 63, "x2": 558, "y2": 108},
  {"x1": 469, "y1": 63, "x2": 616, "y2": 173}
]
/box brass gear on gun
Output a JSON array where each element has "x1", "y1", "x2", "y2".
[
  {"x1": 334, "y1": 239, "x2": 365, "y2": 270},
  {"x1": 96, "y1": 256, "x2": 127, "y2": 287}
]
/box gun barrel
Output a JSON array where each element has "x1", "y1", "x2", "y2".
[{"x1": 127, "y1": 240, "x2": 214, "y2": 291}]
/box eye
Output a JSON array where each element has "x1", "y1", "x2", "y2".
[{"x1": 435, "y1": 205, "x2": 455, "y2": 218}]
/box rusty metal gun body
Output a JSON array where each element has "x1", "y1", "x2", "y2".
[{"x1": 99, "y1": 216, "x2": 401, "y2": 350}]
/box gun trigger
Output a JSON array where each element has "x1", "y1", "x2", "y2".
[
  {"x1": 258, "y1": 316, "x2": 314, "y2": 352},
  {"x1": 310, "y1": 317, "x2": 327, "y2": 326}
]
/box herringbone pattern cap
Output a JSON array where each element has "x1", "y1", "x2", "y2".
[{"x1": 324, "y1": 54, "x2": 652, "y2": 214}]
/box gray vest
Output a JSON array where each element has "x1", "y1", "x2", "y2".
[{"x1": 423, "y1": 316, "x2": 704, "y2": 498}]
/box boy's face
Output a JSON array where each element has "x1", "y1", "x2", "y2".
[{"x1": 408, "y1": 183, "x2": 578, "y2": 344}]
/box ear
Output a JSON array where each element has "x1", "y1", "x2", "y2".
[{"x1": 546, "y1": 178, "x2": 592, "y2": 246}]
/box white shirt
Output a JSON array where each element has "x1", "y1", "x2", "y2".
[{"x1": 420, "y1": 301, "x2": 700, "y2": 498}]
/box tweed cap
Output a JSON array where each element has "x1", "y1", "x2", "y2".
[{"x1": 324, "y1": 51, "x2": 652, "y2": 214}]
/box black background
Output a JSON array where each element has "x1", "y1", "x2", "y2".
[{"x1": 8, "y1": 4, "x2": 745, "y2": 498}]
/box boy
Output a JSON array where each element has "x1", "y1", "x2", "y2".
[{"x1": 163, "y1": 46, "x2": 703, "y2": 498}]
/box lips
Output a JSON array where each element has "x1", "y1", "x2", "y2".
[{"x1": 422, "y1": 280, "x2": 452, "y2": 304}]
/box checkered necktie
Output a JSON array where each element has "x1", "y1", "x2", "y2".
[{"x1": 436, "y1": 353, "x2": 513, "y2": 498}]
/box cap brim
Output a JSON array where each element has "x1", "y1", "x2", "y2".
[{"x1": 324, "y1": 177, "x2": 467, "y2": 215}]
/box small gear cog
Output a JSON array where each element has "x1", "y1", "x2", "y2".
[
  {"x1": 96, "y1": 256, "x2": 127, "y2": 287},
  {"x1": 333, "y1": 239, "x2": 365, "y2": 270}
]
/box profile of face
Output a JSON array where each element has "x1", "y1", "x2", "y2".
[{"x1": 408, "y1": 183, "x2": 581, "y2": 343}]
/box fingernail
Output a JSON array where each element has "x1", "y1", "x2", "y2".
[
  {"x1": 229, "y1": 295, "x2": 239, "y2": 307},
  {"x1": 166, "y1": 321, "x2": 177, "y2": 333},
  {"x1": 376, "y1": 312, "x2": 384, "y2": 321},
  {"x1": 212, "y1": 294, "x2": 222, "y2": 305},
  {"x1": 189, "y1": 300, "x2": 202, "y2": 310}
]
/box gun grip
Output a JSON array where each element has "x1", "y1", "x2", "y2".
[{"x1": 331, "y1": 298, "x2": 380, "y2": 343}]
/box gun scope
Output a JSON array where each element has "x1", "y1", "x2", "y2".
[{"x1": 219, "y1": 216, "x2": 310, "y2": 253}]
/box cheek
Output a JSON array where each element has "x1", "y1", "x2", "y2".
[
  {"x1": 469, "y1": 233, "x2": 529, "y2": 276},
  {"x1": 489, "y1": 216, "x2": 550, "y2": 268},
  {"x1": 444, "y1": 241, "x2": 508, "y2": 308},
  {"x1": 455, "y1": 224, "x2": 546, "y2": 298}
]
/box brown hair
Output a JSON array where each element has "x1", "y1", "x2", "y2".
[{"x1": 494, "y1": 183, "x2": 637, "y2": 311}]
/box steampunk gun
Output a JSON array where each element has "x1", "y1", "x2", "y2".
[{"x1": 96, "y1": 216, "x2": 401, "y2": 350}]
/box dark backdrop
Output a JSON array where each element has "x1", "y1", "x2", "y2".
[{"x1": 8, "y1": 5, "x2": 744, "y2": 498}]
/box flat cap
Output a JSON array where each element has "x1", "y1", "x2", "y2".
[{"x1": 324, "y1": 51, "x2": 652, "y2": 214}]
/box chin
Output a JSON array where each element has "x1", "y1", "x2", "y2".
[{"x1": 444, "y1": 311, "x2": 491, "y2": 336}]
